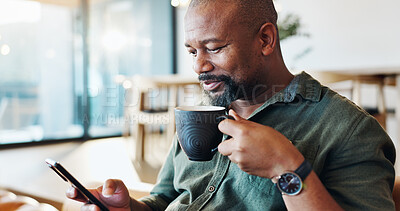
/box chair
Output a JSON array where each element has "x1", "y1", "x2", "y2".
[
  {"x1": 393, "y1": 176, "x2": 400, "y2": 210},
  {"x1": 309, "y1": 72, "x2": 395, "y2": 129},
  {"x1": 116, "y1": 74, "x2": 200, "y2": 162},
  {"x1": 129, "y1": 75, "x2": 173, "y2": 162},
  {"x1": 0, "y1": 98, "x2": 8, "y2": 126}
]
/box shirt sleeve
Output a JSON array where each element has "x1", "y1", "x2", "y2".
[
  {"x1": 322, "y1": 114, "x2": 396, "y2": 210},
  {"x1": 138, "y1": 136, "x2": 180, "y2": 210}
]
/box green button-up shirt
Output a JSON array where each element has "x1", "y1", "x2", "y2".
[{"x1": 140, "y1": 72, "x2": 396, "y2": 210}]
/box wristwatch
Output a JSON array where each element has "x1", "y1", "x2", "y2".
[{"x1": 273, "y1": 160, "x2": 312, "y2": 196}]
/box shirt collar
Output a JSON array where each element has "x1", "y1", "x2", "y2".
[
  {"x1": 292, "y1": 71, "x2": 323, "y2": 102},
  {"x1": 248, "y1": 71, "x2": 322, "y2": 119}
]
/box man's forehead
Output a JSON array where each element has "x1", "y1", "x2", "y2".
[
  {"x1": 184, "y1": 1, "x2": 238, "y2": 24},
  {"x1": 183, "y1": 2, "x2": 241, "y2": 46},
  {"x1": 184, "y1": 14, "x2": 230, "y2": 46},
  {"x1": 184, "y1": 3, "x2": 238, "y2": 33}
]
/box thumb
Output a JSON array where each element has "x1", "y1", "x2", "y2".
[
  {"x1": 99, "y1": 179, "x2": 131, "y2": 208},
  {"x1": 102, "y1": 179, "x2": 117, "y2": 198},
  {"x1": 102, "y1": 179, "x2": 128, "y2": 198}
]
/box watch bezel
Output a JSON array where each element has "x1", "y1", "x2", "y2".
[{"x1": 276, "y1": 172, "x2": 303, "y2": 196}]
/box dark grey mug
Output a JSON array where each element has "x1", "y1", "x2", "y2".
[{"x1": 175, "y1": 106, "x2": 230, "y2": 161}]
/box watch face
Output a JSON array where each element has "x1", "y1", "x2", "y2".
[{"x1": 277, "y1": 172, "x2": 302, "y2": 195}]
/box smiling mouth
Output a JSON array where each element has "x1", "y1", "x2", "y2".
[{"x1": 202, "y1": 80, "x2": 224, "y2": 92}]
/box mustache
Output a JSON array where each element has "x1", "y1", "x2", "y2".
[{"x1": 198, "y1": 74, "x2": 232, "y2": 83}]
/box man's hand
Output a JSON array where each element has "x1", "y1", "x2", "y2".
[
  {"x1": 218, "y1": 109, "x2": 305, "y2": 178},
  {"x1": 66, "y1": 179, "x2": 151, "y2": 211},
  {"x1": 219, "y1": 110, "x2": 344, "y2": 210}
]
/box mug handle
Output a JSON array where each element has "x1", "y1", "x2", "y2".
[{"x1": 211, "y1": 115, "x2": 234, "y2": 153}]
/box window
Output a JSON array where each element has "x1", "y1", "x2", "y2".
[
  {"x1": 0, "y1": 0, "x2": 174, "y2": 145},
  {"x1": 87, "y1": 0, "x2": 174, "y2": 137},
  {"x1": 0, "y1": 0, "x2": 81, "y2": 144}
]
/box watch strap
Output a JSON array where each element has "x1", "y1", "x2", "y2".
[{"x1": 294, "y1": 159, "x2": 312, "y2": 181}]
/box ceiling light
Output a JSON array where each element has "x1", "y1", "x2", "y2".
[
  {"x1": 102, "y1": 31, "x2": 127, "y2": 52},
  {"x1": 0, "y1": 0, "x2": 41, "y2": 25},
  {"x1": 1, "y1": 44, "x2": 10, "y2": 56},
  {"x1": 171, "y1": 0, "x2": 180, "y2": 7}
]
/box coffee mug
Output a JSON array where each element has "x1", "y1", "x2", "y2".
[{"x1": 175, "y1": 106, "x2": 231, "y2": 161}]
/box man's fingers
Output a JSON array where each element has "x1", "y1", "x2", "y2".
[
  {"x1": 219, "y1": 109, "x2": 247, "y2": 137},
  {"x1": 219, "y1": 119, "x2": 237, "y2": 136},
  {"x1": 218, "y1": 121, "x2": 242, "y2": 139},
  {"x1": 66, "y1": 187, "x2": 77, "y2": 198},
  {"x1": 218, "y1": 137, "x2": 235, "y2": 156},
  {"x1": 102, "y1": 179, "x2": 118, "y2": 197},
  {"x1": 103, "y1": 179, "x2": 128, "y2": 196},
  {"x1": 66, "y1": 187, "x2": 90, "y2": 203},
  {"x1": 66, "y1": 183, "x2": 106, "y2": 203},
  {"x1": 66, "y1": 179, "x2": 130, "y2": 210}
]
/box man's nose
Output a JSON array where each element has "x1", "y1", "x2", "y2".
[{"x1": 193, "y1": 54, "x2": 214, "y2": 75}]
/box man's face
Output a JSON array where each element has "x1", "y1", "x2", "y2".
[{"x1": 184, "y1": 3, "x2": 263, "y2": 107}]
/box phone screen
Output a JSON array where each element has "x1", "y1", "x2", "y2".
[{"x1": 45, "y1": 158, "x2": 109, "y2": 211}]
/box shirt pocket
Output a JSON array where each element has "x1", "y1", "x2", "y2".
[
  {"x1": 228, "y1": 163, "x2": 275, "y2": 195},
  {"x1": 243, "y1": 170, "x2": 284, "y2": 208}
]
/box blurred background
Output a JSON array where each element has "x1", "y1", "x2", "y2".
[
  {"x1": 0, "y1": 0, "x2": 399, "y2": 210},
  {"x1": 0, "y1": 0, "x2": 174, "y2": 143}
]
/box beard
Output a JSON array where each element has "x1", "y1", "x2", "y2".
[{"x1": 198, "y1": 73, "x2": 246, "y2": 108}]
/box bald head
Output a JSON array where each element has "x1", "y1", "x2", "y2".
[{"x1": 188, "y1": 0, "x2": 278, "y2": 34}]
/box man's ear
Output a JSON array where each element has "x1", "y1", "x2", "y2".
[{"x1": 259, "y1": 22, "x2": 277, "y2": 56}]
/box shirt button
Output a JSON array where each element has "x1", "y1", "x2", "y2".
[{"x1": 208, "y1": 186, "x2": 215, "y2": 192}]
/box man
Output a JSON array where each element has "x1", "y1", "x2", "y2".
[{"x1": 67, "y1": 0, "x2": 396, "y2": 210}]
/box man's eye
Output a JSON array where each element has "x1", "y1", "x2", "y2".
[
  {"x1": 207, "y1": 47, "x2": 222, "y2": 53},
  {"x1": 187, "y1": 50, "x2": 197, "y2": 57},
  {"x1": 207, "y1": 45, "x2": 227, "y2": 53}
]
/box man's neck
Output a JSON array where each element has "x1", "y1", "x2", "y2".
[
  {"x1": 230, "y1": 72, "x2": 294, "y2": 119},
  {"x1": 229, "y1": 102, "x2": 265, "y2": 119}
]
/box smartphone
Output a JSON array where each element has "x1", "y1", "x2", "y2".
[{"x1": 45, "y1": 158, "x2": 109, "y2": 211}]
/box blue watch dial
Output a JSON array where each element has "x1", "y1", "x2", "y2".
[{"x1": 277, "y1": 172, "x2": 302, "y2": 195}]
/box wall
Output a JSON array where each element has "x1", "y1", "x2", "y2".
[
  {"x1": 275, "y1": 0, "x2": 400, "y2": 71},
  {"x1": 176, "y1": 0, "x2": 400, "y2": 73},
  {"x1": 176, "y1": 6, "x2": 196, "y2": 76}
]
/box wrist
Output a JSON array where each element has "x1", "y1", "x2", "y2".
[
  {"x1": 272, "y1": 159, "x2": 313, "y2": 196},
  {"x1": 272, "y1": 151, "x2": 305, "y2": 177},
  {"x1": 131, "y1": 198, "x2": 152, "y2": 211}
]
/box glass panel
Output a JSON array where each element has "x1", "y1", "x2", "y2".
[
  {"x1": 88, "y1": 0, "x2": 173, "y2": 137},
  {"x1": 0, "y1": 0, "x2": 83, "y2": 144},
  {"x1": 0, "y1": 0, "x2": 174, "y2": 144}
]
